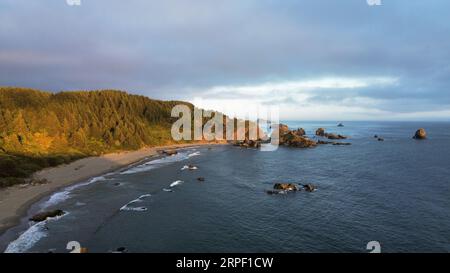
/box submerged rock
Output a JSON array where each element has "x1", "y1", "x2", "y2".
[
  {"x1": 197, "y1": 177, "x2": 205, "y2": 182},
  {"x1": 315, "y1": 128, "x2": 347, "y2": 140},
  {"x1": 326, "y1": 133, "x2": 347, "y2": 140},
  {"x1": 413, "y1": 128, "x2": 427, "y2": 139},
  {"x1": 30, "y1": 209, "x2": 65, "y2": 222},
  {"x1": 317, "y1": 140, "x2": 351, "y2": 145},
  {"x1": 377, "y1": 137, "x2": 384, "y2": 141}
]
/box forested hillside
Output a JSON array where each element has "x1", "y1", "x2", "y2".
[{"x1": 0, "y1": 87, "x2": 193, "y2": 187}]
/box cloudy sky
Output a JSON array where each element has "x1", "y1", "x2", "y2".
[{"x1": 1, "y1": 0, "x2": 449, "y2": 120}]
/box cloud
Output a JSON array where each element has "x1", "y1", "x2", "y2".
[{"x1": 0, "y1": 0, "x2": 450, "y2": 120}]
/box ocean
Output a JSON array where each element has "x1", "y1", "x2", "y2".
[{"x1": 2, "y1": 121, "x2": 450, "y2": 253}]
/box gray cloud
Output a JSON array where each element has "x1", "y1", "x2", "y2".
[{"x1": 0, "y1": 0, "x2": 450, "y2": 119}]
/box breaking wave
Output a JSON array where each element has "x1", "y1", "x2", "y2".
[
  {"x1": 120, "y1": 194, "x2": 151, "y2": 212},
  {"x1": 4, "y1": 213, "x2": 67, "y2": 253},
  {"x1": 169, "y1": 180, "x2": 184, "y2": 188},
  {"x1": 41, "y1": 176, "x2": 108, "y2": 209},
  {"x1": 121, "y1": 150, "x2": 200, "y2": 175}
]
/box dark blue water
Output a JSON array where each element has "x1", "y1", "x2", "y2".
[{"x1": 5, "y1": 122, "x2": 450, "y2": 253}]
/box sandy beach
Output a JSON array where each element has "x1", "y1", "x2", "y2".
[{"x1": 0, "y1": 142, "x2": 221, "y2": 236}]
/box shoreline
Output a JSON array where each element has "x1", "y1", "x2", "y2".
[{"x1": 0, "y1": 142, "x2": 223, "y2": 239}]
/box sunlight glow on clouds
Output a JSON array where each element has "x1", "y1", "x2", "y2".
[{"x1": 190, "y1": 77, "x2": 400, "y2": 121}]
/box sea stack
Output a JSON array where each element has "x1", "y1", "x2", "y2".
[{"x1": 413, "y1": 128, "x2": 427, "y2": 139}]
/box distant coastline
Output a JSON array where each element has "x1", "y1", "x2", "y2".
[{"x1": 0, "y1": 142, "x2": 222, "y2": 238}]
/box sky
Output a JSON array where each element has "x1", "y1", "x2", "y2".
[{"x1": 0, "y1": 0, "x2": 449, "y2": 121}]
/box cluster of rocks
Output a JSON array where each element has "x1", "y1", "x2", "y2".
[
  {"x1": 315, "y1": 128, "x2": 347, "y2": 140},
  {"x1": 233, "y1": 139, "x2": 262, "y2": 148},
  {"x1": 317, "y1": 140, "x2": 351, "y2": 146},
  {"x1": 266, "y1": 183, "x2": 317, "y2": 195},
  {"x1": 278, "y1": 125, "x2": 317, "y2": 148},
  {"x1": 372, "y1": 128, "x2": 427, "y2": 142},
  {"x1": 374, "y1": 135, "x2": 384, "y2": 141}
]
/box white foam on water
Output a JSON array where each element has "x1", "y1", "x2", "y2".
[
  {"x1": 181, "y1": 165, "x2": 198, "y2": 170},
  {"x1": 120, "y1": 194, "x2": 151, "y2": 212},
  {"x1": 163, "y1": 188, "x2": 173, "y2": 192},
  {"x1": 4, "y1": 213, "x2": 67, "y2": 253},
  {"x1": 138, "y1": 194, "x2": 152, "y2": 199},
  {"x1": 121, "y1": 150, "x2": 201, "y2": 175},
  {"x1": 188, "y1": 151, "x2": 201, "y2": 157},
  {"x1": 119, "y1": 206, "x2": 147, "y2": 212},
  {"x1": 41, "y1": 176, "x2": 108, "y2": 209},
  {"x1": 169, "y1": 180, "x2": 184, "y2": 188}
]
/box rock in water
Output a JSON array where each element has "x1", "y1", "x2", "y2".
[
  {"x1": 278, "y1": 124, "x2": 290, "y2": 136},
  {"x1": 303, "y1": 184, "x2": 317, "y2": 192},
  {"x1": 315, "y1": 128, "x2": 326, "y2": 137},
  {"x1": 197, "y1": 177, "x2": 205, "y2": 182},
  {"x1": 294, "y1": 128, "x2": 306, "y2": 136},
  {"x1": 273, "y1": 183, "x2": 299, "y2": 191},
  {"x1": 413, "y1": 128, "x2": 427, "y2": 139},
  {"x1": 30, "y1": 209, "x2": 65, "y2": 222},
  {"x1": 162, "y1": 149, "x2": 178, "y2": 155}
]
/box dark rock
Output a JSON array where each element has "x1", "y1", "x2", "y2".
[
  {"x1": 162, "y1": 149, "x2": 178, "y2": 156},
  {"x1": 30, "y1": 209, "x2": 65, "y2": 222},
  {"x1": 197, "y1": 177, "x2": 205, "y2": 182},
  {"x1": 377, "y1": 137, "x2": 384, "y2": 141},
  {"x1": 294, "y1": 128, "x2": 306, "y2": 136},
  {"x1": 315, "y1": 128, "x2": 326, "y2": 137},
  {"x1": 332, "y1": 142, "x2": 351, "y2": 146},
  {"x1": 116, "y1": 247, "x2": 127, "y2": 253},
  {"x1": 413, "y1": 128, "x2": 427, "y2": 139},
  {"x1": 326, "y1": 133, "x2": 347, "y2": 140},
  {"x1": 303, "y1": 184, "x2": 317, "y2": 192},
  {"x1": 374, "y1": 135, "x2": 378, "y2": 138},
  {"x1": 273, "y1": 183, "x2": 299, "y2": 191},
  {"x1": 337, "y1": 123, "x2": 344, "y2": 127},
  {"x1": 114, "y1": 182, "x2": 121, "y2": 186},
  {"x1": 318, "y1": 140, "x2": 350, "y2": 145}
]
